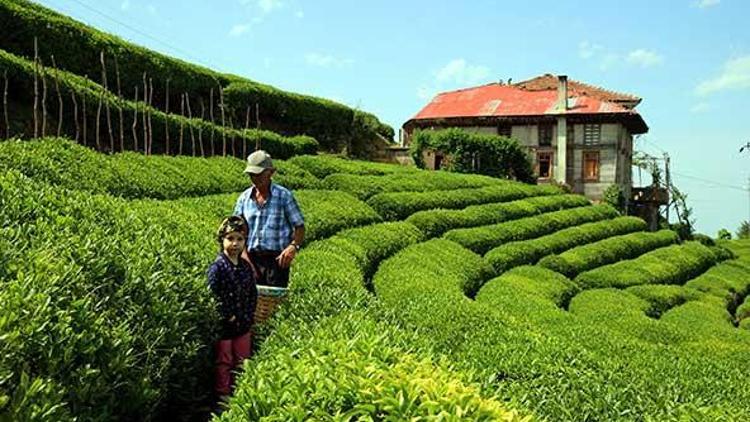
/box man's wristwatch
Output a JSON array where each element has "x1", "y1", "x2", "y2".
[{"x1": 290, "y1": 242, "x2": 301, "y2": 251}]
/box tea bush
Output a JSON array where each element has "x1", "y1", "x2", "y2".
[
  {"x1": 0, "y1": 48, "x2": 318, "y2": 158},
  {"x1": 368, "y1": 183, "x2": 562, "y2": 221},
  {"x1": 575, "y1": 242, "x2": 721, "y2": 290},
  {"x1": 406, "y1": 193, "x2": 590, "y2": 238},
  {"x1": 538, "y1": 229, "x2": 679, "y2": 278},
  {"x1": 444, "y1": 204, "x2": 618, "y2": 255},
  {"x1": 288, "y1": 154, "x2": 415, "y2": 179},
  {"x1": 485, "y1": 216, "x2": 646, "y2": 274}
]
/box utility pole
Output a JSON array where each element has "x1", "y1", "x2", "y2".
[{"x1": 742, "y1": 142, "x2": 750, "y2": 224}]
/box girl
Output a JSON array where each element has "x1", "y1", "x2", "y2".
[{"x1": 207, "y1": 215, "x2": 257, "y2": 403}]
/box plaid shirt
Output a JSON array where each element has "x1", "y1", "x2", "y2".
[{"x1": 233, "y1": 183, "x2": 304, "y2": 252}]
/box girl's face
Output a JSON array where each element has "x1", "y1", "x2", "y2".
[{"x1": 222, "y1": 231, "x2": 246, "y2": 258}]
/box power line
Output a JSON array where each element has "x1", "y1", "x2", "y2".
[
  {"x1": 671, "y1": 171, "x2": 749, "y2": 192},
  {"x1": 62, "y1": 0, "x2": 214, "y2": 69}
]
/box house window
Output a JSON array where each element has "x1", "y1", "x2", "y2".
[
  {"x1": 538, "y1": 124, "x2": 553, "y2": 146},
  {"x1": 537, "y1": 151, "x2": 553, "y2": 179},
  {"x1": 583, "y1": 124, "x2": 601, "y2": 145},
  {"x1": 583, "y1": 151, "x2": 600, "y2": 181},
  {"x1": 497, "y1": 124, "x2": 512, "y2": 138}
]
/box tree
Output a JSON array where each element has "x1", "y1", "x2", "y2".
[
  {"x1": 717, "y1": 228, "x2": 732, "y2": 240},
  {"x1": 738, "y1": 220, "x2": 750, "y2": 239}
]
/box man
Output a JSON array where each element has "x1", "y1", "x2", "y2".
[{"x1": 233, "y1": 150, "x2": 305, "y2": 288}]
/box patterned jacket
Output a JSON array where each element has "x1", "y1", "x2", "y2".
[{"x1": 207, "y1": 253, "x2": 258, "y2": 339}]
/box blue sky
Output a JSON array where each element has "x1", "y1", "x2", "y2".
[{"x1": 35, "y1": 0, "x2": 750, "y2": 235}]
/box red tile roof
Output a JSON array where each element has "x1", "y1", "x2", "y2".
[
  {"x1": 406, "y1": 75, "x2": 648, "y2": 134},
  {"x1": 513, "y1": 74, "x2": 641, "y2": 106}
]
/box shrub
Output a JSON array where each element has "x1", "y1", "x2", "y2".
[
  {"x1": 538, "y1": 229, "x2": 679, "y2": 278},
  {"x1": 485, "y1": 216, "x2": 646, "y2": 274},
  {"x1": 625, "y1": 285, "x2": 707, "y2": 318},
  {"x1": 409, "y1": 128, "x2": 535, "y2": 182},
  {"x1": 476, "y1": 266, "x2": 579, "y2": 311},
  {"x1": 0, "y1": 138, "x2": 321, "y2": 199},
  {"x1": 322, "y1": 171, "x2": 500, "y2": 200},
  {"x1": 0, "y1": 48, "x2": 318, "y2": 158},
  {"x1": 406, "y1": 194, "x2": 590, "y2": 238},
  {"x1": 288, "y1": 154, "x2": 415, "y2": 179},
  {"x1": 368, "y1": 183, "x2": 562, "y2": 221},
  {"x1": 444, "y1": 204, "x2": 619, "y2": 255},
  {"x1": 575, "y1": 242, "x2": 721, "y2": 290}
]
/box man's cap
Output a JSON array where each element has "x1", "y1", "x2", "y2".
[{"x1": 244, "y1": 150, "x2": 274, "y2": 174}]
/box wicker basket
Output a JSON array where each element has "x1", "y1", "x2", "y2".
[{"x1": 254, "y1": 285, "x2": 287, "y2": 324}]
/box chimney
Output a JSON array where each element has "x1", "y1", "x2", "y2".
[{"x1": 557, "y1": 75, "x2": 568, "y2": 111}]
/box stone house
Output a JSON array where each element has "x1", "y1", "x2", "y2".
[{"x1": 401, "y1": 74, "x2": 649, "y2": 201}]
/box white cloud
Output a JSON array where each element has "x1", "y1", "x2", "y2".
[
  {"x1": 434, "y1": 58, "x2": 490, "y2": 85},
  {"x1": 626, "y1": 49, "x2": 664, "y2": 68},
  {"x1": 120, "y1": 0, "x2": 130, "y2": 11},
  {"x1": 304, "y1": 52, "x2": 354, "y2": 68},
  {"x1": 578, "y1": 41, "x2": 603, "y2": 60},
  {"x1": 690, "y1": 102, "x2": 712, "y2": 113},
  {"x1": 258, "y1": 0, "x2": 282, "y2": 13},
  {"x1": 694, "y1": 0, "x2": 720, "y2": 8},
  {"x1": 295, "y1": 10, "x2": 304, "y2": 18},
  {"x1": 229, "y1": 23, "x2": 251, "y2": 37},
  {"x1": 696, "y1": 55, "x2": 750, "y2": 96},
  {"x1": 146, "y1": 4, "x2": 156, "y2": 15}
]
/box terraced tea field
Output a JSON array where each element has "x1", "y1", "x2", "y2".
[{"x1": 2, "y1": 138, "x2": 749, "y2": 420}]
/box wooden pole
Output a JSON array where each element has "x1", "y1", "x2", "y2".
[
  {"x1": 132, "y1": 85, "x2": 139, "y2": 151},
  {"x1": 209, "y1": 87, "x2": 215, "y2": 156},
  {"x1": 179, "y1": 92, "x2": 184, "y2": 155},
  {"x1": 50, "y1": 56, "x2": 63, "y2": 137},
  {"x1": 82, "y1": 75, "x2": 88, "y2": 145},
  {"x1": 33, "y1": 37, "x2": 38, "y2": 138},
  {"x1": 114, "y1": 55, "x2": 124, "y2": 151},
  {"x1": 3, "y1": 70, "x2": 9, "y2": 139},
  {"x1": 219, "y1": 85, "x2": 226, "y2": 156},
  {"x1": 95, "y1": 79, "x2": 102, "y2": 149},
  {"x1": 147, "y1": 77, "x2": 153, "y2": 155},
  {"x1": 70, "y1": 91, "x2": 80, "y2": 141},
  {"x1": 41, "y1": 62, "x2": 48, "y2": 137},
  {"x1": 142, "y1": 73, "x2": 147, "y2": 153},
  {"x1": 164, "y1": 78, "x2": 170, "y2": 154},
  {"x1": 100, "y1": 52, "x2": 114, "y2": 152},
  {"x1": 185, "y1": 93, "x2": 196, "y2": 156},
  {"x1": 198, "y1": 97, "x2": 205, "y2": 157}
]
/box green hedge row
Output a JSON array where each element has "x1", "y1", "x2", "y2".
[
  {"x1": 575, "y1": 242, "x2": 721, "y2": 290},
  {"x1": 218, "y1": 311, "x2": 522, "y2": 421},
  {"x1": 406, "y1": 194, "x2": 590, "y2": 238},
  {"x1": 476, "y1": 266, "x2": 580, "y2": 313},
  {"x1": 293, "y1": 190, "x2": 383, "y2": 242},
  {"x1": 368, "y1": 183, "x2": 562, "y2": 221},
  {"x1": 0, "y1": 48, "x2": 318, "y2": 158},
  {"x1": 0, "y1": 170, "x2": 220, "y2": 421},
  {"x1": 538, "y1": 229, "x2": 679, "y2": 278},
  {"x1": 444, "y1": 204, "x2": 619, "y2": 255},
  {"x1": 624, "y1": 285, "x2": 711, "y2": 319},
  {"x1": 683, "y1": 259, "x2": 750, "y2": 302},
  {"x1": 322, "y1": 171, "x2": 503, "y2": 200},
  {"x1": 288, "y1": 154, "x2": 415, "y2": 179},
  {"x1": 484, "y1": 216, "x2": 646, "y2": 274},
  {"x1": 0, "y1": 138, "x2": 321, "y2": 199},
  {"x1": 0, "y1": 0, "x2": 392, "y2": 149},
  {"x1": 223, "y1": 83, "x2": 393, "y2": 153}
]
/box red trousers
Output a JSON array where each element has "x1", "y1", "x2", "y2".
[{"x1": 214, "y1": 331, "x2": 252, "y2": 396}]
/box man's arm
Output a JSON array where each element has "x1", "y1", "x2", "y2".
[{"x1": 277, "y1": 224, "x2": 304, "y2": 269}]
